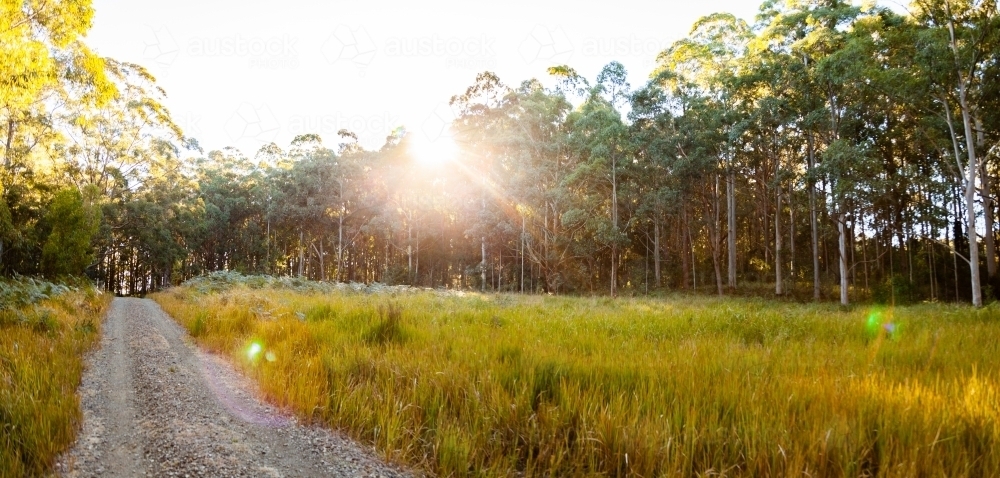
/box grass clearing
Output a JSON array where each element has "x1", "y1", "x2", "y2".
[
  {"x1": 0, "y1": 280, "x2": 111, "y2": 477},
  {"x1": 154, "y1": 281, "x2": 1000, "y2": 477}
]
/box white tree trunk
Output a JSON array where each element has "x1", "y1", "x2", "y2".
[
  {"x1": 947, "y1": 9, "x2": 983, "y2": 307},
  {"x1": 838, "y1": 212, "x2": 849, "y2": 306}
]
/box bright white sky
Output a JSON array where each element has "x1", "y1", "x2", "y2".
[{"x1": 87, "y1": 0, "x2": 908, "y2": 155}]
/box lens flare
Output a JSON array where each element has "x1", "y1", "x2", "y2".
[
  {"x1": 866, "y1": 309, "x2": 882, "y2": 334},
  {"x1": 265, "y1": 351, "x2": 276, "y2": 362},
  {"x1": 865, "y1": 308, "x2": 900, "y2": 340},
  {"x1": 247, "y1": 342, "x2": 262, "y2": 360}
]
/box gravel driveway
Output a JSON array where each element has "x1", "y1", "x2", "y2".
[{"x1": 56, "y1": 297, "x2": 414, "y2": 477}]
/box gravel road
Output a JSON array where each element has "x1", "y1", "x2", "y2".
[{"x1": 56, "y1": 297, "x2": 414, "y2": 477}]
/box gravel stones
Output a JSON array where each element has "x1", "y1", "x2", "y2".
[{"x1": 56, "y1": 297, "x2": 414, "y2": 478}]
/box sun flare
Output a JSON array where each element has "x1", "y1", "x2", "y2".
[{"x1": 411, "y1": 133, "x2": 459, "y2": 167}]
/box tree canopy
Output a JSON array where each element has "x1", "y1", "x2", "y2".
[{"x1": 3, "y1": 0, "x2": 999, "y2": 306}]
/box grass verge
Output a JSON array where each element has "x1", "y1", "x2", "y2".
[
  {"x1": 154, "y1": 281, "x2": 1000, "y2": 477},
  {"x1": 0, "y1": 280, "x2": 111, "y2": 477}
]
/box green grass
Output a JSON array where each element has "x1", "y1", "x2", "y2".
[
  {"x1": 154, "y1": 284, "x2": 1000, "y2": 477},
  {"x1": 0, "y1": 282, "x2": 111, "y2": 477}
]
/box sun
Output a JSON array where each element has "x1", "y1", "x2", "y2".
[{"x1": 411, "y1": 132, "x2": 458, "y2": 167}]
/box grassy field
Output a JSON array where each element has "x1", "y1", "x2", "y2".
[
  {"x1": 154, "y1": 277, "x2": 1000, "y2": 477},
  {"x1": 0, "y1": 280, "x2": 111, "y2": 477}
]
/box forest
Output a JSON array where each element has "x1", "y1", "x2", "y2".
[{"x1": 2, "y1": 0, "x2": 999, "y2": 306}]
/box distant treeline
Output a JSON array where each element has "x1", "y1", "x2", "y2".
[{"x1": 2, "y1": 0, "x2": 998, "y2": 305}]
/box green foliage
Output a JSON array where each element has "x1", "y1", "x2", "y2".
[
  {"x1": 0, "y1": 277, "x2": 71, "y2": 310},
  {"x1": 871, "y1": 274, "x2": 920, "y2": 306},
  {"x1": 0, "y1": 194, "x2": 12, "y2": 244},
  {"x1": 40, "y1": 189, "x2": 100, "y2": 278}
]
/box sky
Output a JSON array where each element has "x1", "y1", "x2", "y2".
[{"x1": 86, "y1": 0, "x2": 908, "y2": 156}]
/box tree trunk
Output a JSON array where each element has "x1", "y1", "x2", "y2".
[
  {"x1": 521, "y1": 215, "x2": 525, "y2": 293},
  {"x1": 408, "y1": 222, "x2": 414, "y2": 284},
  {"x1": 775, "y1": 188, "x2": 784, "y2": 296},
  {"x1": 319, "y1": 240, "x2": 326, "y2": 281},
  {"x1": 809, "y1": 126, "x2": 821, "y2": 300},
  {"x1": 727, "y1": 171, "x2": 737, "y2": 289},
  {"x1": 497, "y1": 247, "x2": 502, "y2": 291},
  {"x1": 298, "y1": 229, "x2": 305, "y2": 277},
  {"x1": 681, "y1": 209, "x2": 690, "y2": 289},
  {"x1": 337, "y1": 202, "x2": 344, "y2": 282},
  {"x1": 789, "y1": 181, "x2": 796, "y2": 282},
  {"x1": 610, "y1": 155, "x2": 618, "y2": 298},
  {"x1": 948, "y1": 11, "x2": 983, "y2": 307},
  {"x1": 711, "y1": 174, "x2": 724, "y2": 296},
  {"x1": 654, "y1": 214, "x2": 662, "y2": 288},
  {"x1": 978, "y1": 116, "x2": 996, "y2": 280},
  {"x1": 838, "y1": 212, "x2": 849, "y2": 306}
]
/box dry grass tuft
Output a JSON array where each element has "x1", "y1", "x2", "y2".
[{"x1": 0, "y1": 283, "x2": 111, "y2": 477}]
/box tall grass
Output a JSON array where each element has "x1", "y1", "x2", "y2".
[
  {"x1": 0, "y1": 281, "x2": 111, "y2": 477},
  {"x1": 154, "y1": 284, "x2": 1000, "y2": 477}
]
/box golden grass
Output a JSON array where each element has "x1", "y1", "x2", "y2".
[
  {"x1": 153, "y1": 286, "x2": 1000, "y2": 477},
  {"x1": 0, "y1": 286, "x2": 111, "y2": 477}
]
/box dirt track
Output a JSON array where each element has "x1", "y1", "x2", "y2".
[{"x1": 57, "y1": 297, "x2": 412, "y2": 477}]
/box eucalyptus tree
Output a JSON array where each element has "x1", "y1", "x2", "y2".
[
  {"x1": 1, "y1": 0, "x2": 115, "y2": 272},
  {"x1": 267, "y1": 134, "x2": 343, "y2": 279},
  {"x1": 497, "y1": 80, "x2": 575, "y2": 292},
  {"x1": 379, "y1": 133, "x2": 443, "y2": 285},
  {"x1": 61, "y1": 61, "x2": 183, "y2": 199},
  {"x1": 752, "y1": 0, "x2": 876, "y2": 304},
  {"x1": 40, "y1": 187, "x2": 100, "y2": 278},
  {"x1": 54, "y1": 60, "x2": 186, "y2": 291},
  {"x1": 732, "y1": 38, "x2": 800, "y2": 295},
  {"x1": 330, "y1": 129, "x2": 368, "y2": 282},
  {"x1": 909, "y1": 0, "x2": 999, "y2": 306},
  {"x1": 190, "y1": 148, "x2": 267, "y2": 275},
  {"x1": 629, "y1": 82, "x2": 677, "y2": 289},
  {"x1": 655, "y1": 13, "x2": 752, "y2": 291},
  {"x1": 554, "y1": 62, "x2": 633, "y2": 296},
  {"x1": 450, "y1": 72, "x2": 511, "y2": 291},
  {"x1": 1, "y1": 0, "x2": 114, "y2": 178},
  {"x1": 690, "y1": 97, "x2": 738, "y2": 295}
]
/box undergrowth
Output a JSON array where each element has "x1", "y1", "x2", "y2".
[
  {"x1": 0, "y1": 278, "x2": 111, "y2": 477},
  {"x1": 154, "y1": 280, "x2": 1000, "y2": 477}
]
